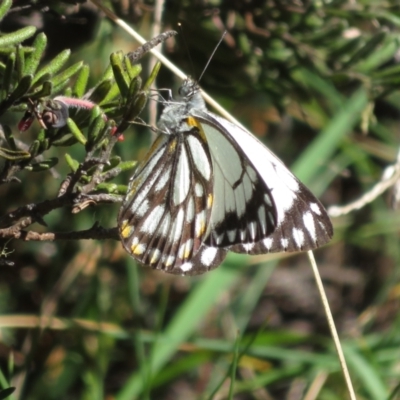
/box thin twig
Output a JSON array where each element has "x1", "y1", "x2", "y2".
[
  {"x1": 148, "y1": 0, "x2": 165, "y2": 129},
  {"x1": 0, "y1": 194, "x2": 73, "y2": 228},
  {"x1": 12, "y1": 225, "x2": 118, "y2": 241},
  {"x1": 0, "y1": 193, "x2": 121, "y2": 239},
  {"x1": 307, "y1": 251, "x2": 356, "y2": 400},
  {"x1": 329, "y1": 149, "x2": 400, "y2": 217}
]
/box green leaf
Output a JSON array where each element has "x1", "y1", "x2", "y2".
[
  {"x1": 30, "y1": 80, "x2": 53, "y2": 100},
  {"x1": 0, "y1": 147, "x2": 30, "y2": 160},
  {"x1": 343, "y1": 31, "x2": 387, "y2": 68},
  {"x1": 0, "y1": 26, "x2": 36, "y2": 47},
  {"x1": 73, "y1": 64, "x2": 90, "y2": 97},
  {"x1": 26, "y1": 157, "x2": 58, "y2": 171},
  {"x1": 99, "y1": 82, "x2": 120, "y2": 105},
  {"x1": 15, "y1": 44, "x2": 25, "y2": 80},
  {"x1": 90, "y1": 79, "x2": 114, "y2": 104},
  {"x1": 28, "y1": 140, "x2": 40, "y2": 158},
  {"x1": 39, "y1": 138, "x2": 50, "y2": 152},
  {"x1": 372, "y1": 63, "x2": 400, "y2": 80},
  {"x1": 86, "y1": 114, "x2": 106, "y2": 151},
  {"x1": 126, "y1": 77, "x2": 142, "y2": 102},
  {"x1": 2, "y1": 125, "x2": 16, "y2": 150},
  {"x1": 67, "y1": 118, "x2": 87, "y2": 145},
  {"x1": 88, "y1": 104, "x2": 102, "y2": 125},
  {"x1": 103, "y1": 156, "x2": 121, "y2": 171},
  {"x1": 65, "y1": 153, "x2": 79, "y2": 172},
  {"x1": 52, "y1": 135, "x2": 78, "y2": 147},
  {"x1": 329, "y1": 36, "x2": 363, "y2": 61},
  {"x1": 377, "y1": 10, "x2": 400, "y2": 27},
  {"x1": 30, "y1": 73, "x2": 51, "y2": 92},
  {"x1": 7, "y1": 74, "x2": 32, "y2": 102},
  {"x1": 131, "y1": 91, "x2": 147, "y2": 119},
  {"x1": 110, "y1": 52, "x2": 130, "y2": 97},
  {"x1": 293, "y1": 68, "x2": 344, "y2": 111},
  {"x1": 228, "y1": 334, "x2": 241, "y2": 399},
  {"x1": 356, "y1": 36, "x2": 400, "y2": 73},
  {"x1": 118, "y1": 160, "x2": 137, "y2": 172},
  {"x1": 33, "y1": 49, "x2": 71, "y2": 83},
  {"x1": 95, "y1": 183, "x2": 120, "y2": 193},
  {"x1": 0, "y1": 0, "x2": 12, "y2": 20},
  {"x1": 24, "y1": 33, "x2": 47, "y2": 76},
  {"x1": 114, "y1": 185, "x2": 128, "y2": 194},
  {"x1": 1, "y1": 52, "x2": 15, "y2": 99},
  {"x1": 0, "y1": 387, "x2": 15, "y2": 400},
  {"x1": 51, "y1": 61, "x2": 83, "y2": 89},
  {"x1": 142, "y1": 61, "x2": 161, "y2": 91},
  {"x1": 125, "y1": 62, "x2": 142, "y2": 81}
]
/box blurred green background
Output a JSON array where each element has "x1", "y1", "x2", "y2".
[{"x1": 1, "y1": 0, "x2": 400, "y2": 399}]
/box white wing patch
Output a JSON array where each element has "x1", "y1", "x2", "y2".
[
  {"x1": 292, "y1": 228, "x2": 305, "y2": 248},
  {"x1": 201, "y1": 247, "x2": 218, "y2": 266},
  {"x1": 155, "y1": 165, "x2": 171, "y2": 192},
  {"x1": 303, "y1": 212, "x2": 317, "y2": 242},
  {"x1": 140, "y1": 204, "x2": 165, "y2": 235},
  {"x1": 310, "y1": 202, "x2": 322, "y2": 215},
  {"x1": 187, "y1": 135, "x2": 211, "y2": 180},
  {"x1": 173, "y1": 146, "x2": 190, "y2": 206}
]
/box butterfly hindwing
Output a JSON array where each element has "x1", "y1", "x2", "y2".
[
  {"x1": 118, "y1": 129, "x2": 216, "y2": 273},
  {"x1": 193, "y1": 111, "x2": 333, "y2": 253},
  {"x1": 177, "y1": 244, "x2": 228, "y2": 275},
  {"x1": 187, "y1": 116, "x2": 278, "y2": 248}
]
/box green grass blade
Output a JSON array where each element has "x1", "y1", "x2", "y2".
[
  {"x1": 116, "y1": 263, "x2": 240, "y2": 399},
  {"x1": 344, "y1": 344, "x2": 388, "y2": 400},
  {"x1": 233, "y1": 261, "x2": 277, "y2": 331},
  {"x1": 292, "y1": 88, "x2": 368, "y2": 184}
]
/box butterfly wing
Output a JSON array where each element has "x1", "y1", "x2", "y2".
[
  {"x1": 192, "y1": 111, "x2": 333, "y2": 253},
  {"x1": 118, "y1": 129, "x2": 227, "y2": 274},
  {"x1": 183, "y1": 115, "x2": 278, "y2": 249}
]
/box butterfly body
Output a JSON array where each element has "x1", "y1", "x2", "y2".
[{"x1": 118, "y1": 79, "x2": 333, "y2": 275}]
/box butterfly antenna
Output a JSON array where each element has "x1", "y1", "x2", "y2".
[
  {"x1": 198, "y1": 30, "x2": 227, "y2": 83},
  {"x1": 178, "y1": 22, "x2": 196, "y2": 79}
]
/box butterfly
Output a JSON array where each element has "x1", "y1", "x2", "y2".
[{"x1": 118, "y1": 78, "x2": 333, "y2": 275}]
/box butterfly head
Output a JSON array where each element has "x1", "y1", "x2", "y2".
[
  {"x1": 179, "y1": 78, "x2": 199, "y2": 98},
  {"x1": 158, "y1": 78, "x2": 206, "y2": 134},
  {"x1": 179, "y1": 78, "x2": 206, "y2": 113}
]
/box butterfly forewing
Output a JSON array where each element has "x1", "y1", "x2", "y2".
[
  {"x1": 190, "y1": 118, "x2": 278, "y2": 247},
  {"x1": 195, "y1": 111, "x2": 333, "y2": 254},
  {"x1": 118, "y1": 129, "x2": 215, "y2": 273}
]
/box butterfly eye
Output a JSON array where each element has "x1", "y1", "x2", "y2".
[
  {"x1": 178, "y1": 85, "x2": 186, "y2": 96},
  {"x1": 178, "y1": 79, "x2": 198, "y2": 98}
]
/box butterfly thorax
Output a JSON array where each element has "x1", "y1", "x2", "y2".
[{"x1": 158, "y1": 78, "x2": 206, "y2": 135}]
